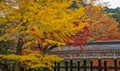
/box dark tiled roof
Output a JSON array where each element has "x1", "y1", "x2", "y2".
[
  {"x1": 49, "y1": 41, "x2": 120, "y2": 59},
  {"x1": 50, "y1": 40, "x2": 120, "y2": 51}
]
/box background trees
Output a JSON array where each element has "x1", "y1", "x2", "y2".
[
  {"x1": 106, "y1": 7, "x2": 120, "y2": 27},
  {"x1": 84, "y1": 5, "x2": 120, "y2": 41}
]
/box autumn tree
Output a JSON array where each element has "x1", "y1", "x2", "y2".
[
  {"x1": 0, "y1": 0, "x2": 88, "y2": 70},
  {"x1": 106, "y1": 7, "x2": 120, "y2": 26},
  {"x1": 84, "y1": 5, "x2": 120, "y2": 41}
]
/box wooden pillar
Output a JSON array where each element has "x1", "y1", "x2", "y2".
[
  {"x1": 83, "y1": 59, "x2": 86, "y2": 71},
  {"x1": 90, "y1": 61, "x2": 93, "y2": 71},
  {"x1": 65, "y1": 61, "x2": 68, "y2": 71},
  {"x1": 70, "y1": 60, "x2": 73, "y2": 71},
  {"x1": 104, "y1": 61, "x2": 107, "y2": 71},
  {"x1": 98, "y1": 59, "x2": 102, "y2": 71},
  {"x1": 77, "y1": 61, "x2": 80, "y2": 71}
]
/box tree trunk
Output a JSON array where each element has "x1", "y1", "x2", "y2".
[
  {"x1": 14, "y1": 63, "x2": 20, "y2": 71},
  {"x1": 15, "y1": 38, "x2": 24, "y2": 70},
  {"x1": 16, "y1": 38, "x2": 23, "y2": 55}
]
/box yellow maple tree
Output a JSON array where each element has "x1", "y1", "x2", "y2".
[{"x1": 0, "y1": 0, "x2": 88, "y2": 70}]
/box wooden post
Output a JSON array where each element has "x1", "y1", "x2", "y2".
[
  {"x1": 114, "y1": 59, "x2": 118, "y2": 71},
  {"x1": 98, "y1": 59, "x2": 102, "y2": 71},
  {"x1": 70, "y1": 60, "x2": 73, "y2": 71},
  {"x1": 83, "y1": 59, "x2": 86, "y2": 71},
  {"x1": 65, "y1": 61, "x2": 68, "y2": 71},
  {"x1": 54, "y1": 62, "x2": 57, "y2": 71},
  {"x1": 114, "y1": 54, "x2": 118, "y2": 71},
  {"x1": 57, "y1": 63, "x2": 60, "y2": 71},
  {"x1": 77, "y1": 61, "x2": 80, "y2": 71},
  {"x1": 90, "y1": 61, "x2": 93, "y2": 71},
  {"x1": 104, "y1": 61, "x2": 107, "y2": 71}
]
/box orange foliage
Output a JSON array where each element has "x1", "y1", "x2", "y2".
[{"x1": 84, "y1": 6, "x2": 120, "y2": 41}]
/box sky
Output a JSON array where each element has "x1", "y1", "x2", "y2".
[{"x1": 102, "y1": 0, "x2": 120, "y2": 8}]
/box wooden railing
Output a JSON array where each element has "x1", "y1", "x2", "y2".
[{"x1": 54, "y1": 59, "x2": 120, "y2": 71}]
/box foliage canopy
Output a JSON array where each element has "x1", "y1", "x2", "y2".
[{"x1": 0, "y1": 0, "x2": 88, "y2": 69}]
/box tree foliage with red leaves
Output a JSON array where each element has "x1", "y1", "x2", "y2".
[
  {"x1": 84, "y1": 6, "x2": 120, "y2": 41},
  {"x1": 64, "y1": 25, "x2": 90, "y2": 48}
]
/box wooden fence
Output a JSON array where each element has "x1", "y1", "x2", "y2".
[
  {"x1": 0, "y1": 58, "x2": 120, "y2": 71},
  {"x1": 54, "y1": 59, "x2": 120, "y2": 71}
]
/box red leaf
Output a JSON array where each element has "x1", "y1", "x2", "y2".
[
  {"x1": 31, "y1": 28, "x2": 35, "y2": 31},
  {"x1": 73, "y1": 21, "x2": 79, "y2": 27}
]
